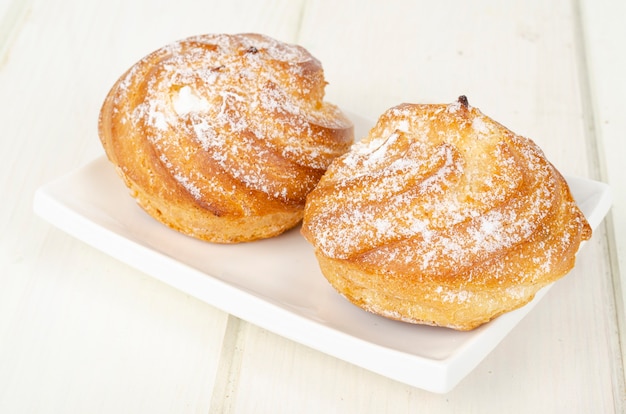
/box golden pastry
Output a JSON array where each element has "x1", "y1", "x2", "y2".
[
  {"x1": 301, "y1": 96, "x2": 591, "y2": 330},
  {"x1": 99, "y1": 33, "x2": 353, "y2": 243}
]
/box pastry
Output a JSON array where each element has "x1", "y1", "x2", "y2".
[
  {"x1": 98, "y1": 33, "x2": 353, "y2": 243},
  {"x1": 301, "y1": 96, "x2": 592, "y2": 330}
]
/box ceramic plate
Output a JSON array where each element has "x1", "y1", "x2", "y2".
[{"x1": 33, "y1": 117, "x2": 612, "y2": 393}]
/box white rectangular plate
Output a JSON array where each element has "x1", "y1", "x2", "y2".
[{"x1": 33, "y1": 151, "x2": 612, "y2": 394}]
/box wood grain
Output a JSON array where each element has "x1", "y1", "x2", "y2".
[{"x1": 0, "y1": 0, "x2": 623, "y2": 412}]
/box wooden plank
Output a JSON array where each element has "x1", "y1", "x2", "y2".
[{"x1": 578, "y1": 0, "x2": 626, "y2": 408}]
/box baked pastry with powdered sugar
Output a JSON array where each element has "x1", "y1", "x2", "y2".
[
  {"x1": 301, "y1": 96, "x2": 591, "y2": 330},
  {"x1": 99, "y1": 33, "x2": 353, "y2": 243}
]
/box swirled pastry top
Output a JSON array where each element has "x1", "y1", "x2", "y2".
[
  {"x1": 302, "y1": 98, "x2": 591, "y2": 285},
  {"x1": 99, "y1": 33, "x2": 353, "y2": 218}
]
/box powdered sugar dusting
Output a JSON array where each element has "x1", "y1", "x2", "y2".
[
  {"x1": 172, "y1": 85, "x2": 209, "y2": 115},
  {"x1": 435, "y1": 286, "x2": 473, "y2": 304}
]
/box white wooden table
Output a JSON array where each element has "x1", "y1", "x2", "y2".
[{"x1": 1, "y1": 0, "x2": 624, "y2": 412}]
